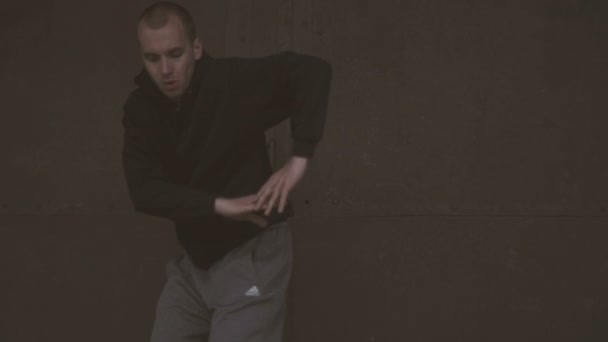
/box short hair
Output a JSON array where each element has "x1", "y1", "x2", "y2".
[{"x1": 137, "y1": 1, "x2": 197, "y2": 43}]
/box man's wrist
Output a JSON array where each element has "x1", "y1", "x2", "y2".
[
  {"x1": 213, "y1": 198, "x2": 225, "y2": 214},
  {"x1": 290, "y1": 155, "x2": 309, "y2": 166}
]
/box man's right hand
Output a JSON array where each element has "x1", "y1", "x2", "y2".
[{"x1": 214, "y1": 195, "x2": 268, "y2": 228}]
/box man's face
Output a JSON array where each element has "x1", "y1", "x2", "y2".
[{"x1": 137, "y1": 14, "x2": 202, "y2": 100}]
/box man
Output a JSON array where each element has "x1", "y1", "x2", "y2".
[{"x1": 121, "y1": 2, "x2": 332, "y2": 341}]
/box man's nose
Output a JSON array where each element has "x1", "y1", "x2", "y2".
[{"x1": 160, "y1": 57, "x2": 173, "y2": 75}]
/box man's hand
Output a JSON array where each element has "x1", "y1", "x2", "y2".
[
  {"x1": 214, "y1": 195, "x2": 268, "y2": 228},
  {"x1": 254, "y1": 156, "x2": 308, "y2": 215}
]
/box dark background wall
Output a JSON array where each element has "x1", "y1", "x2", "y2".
[{"x1": 1, "y1": 0, "x2": 607, "y2": 341}]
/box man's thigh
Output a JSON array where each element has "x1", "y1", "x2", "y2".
[
  {"x1": 201, "y1": 222, "x2": 293, "y2": 342},
  {"x1": 150, "y1": 255, "x2": 212, "y2": 342},
  {"x1": 150, "y1": 222, "x2": 292, "y2": 342}
]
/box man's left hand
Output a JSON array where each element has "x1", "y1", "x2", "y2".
[{"x1": 254, "y1": 156, "x2": 309, "y2": 215}]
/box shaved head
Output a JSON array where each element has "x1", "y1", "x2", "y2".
[
  {"x1": 136, "y1": 1, "x2": 203, "y2": 100},
  {"x1": 138, "y1": 1, "x2": 197, "y2": 44}
]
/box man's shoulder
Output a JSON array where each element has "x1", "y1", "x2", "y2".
[
  {"x1": 222, "y1": 50, "x2": 295, "y2": 60},
  {"x1": 206, "y1": 51, "x2": 297, "y2": 89},
  {"x1": 210, "y1": 50, "x2": 296, "y2": 70}
]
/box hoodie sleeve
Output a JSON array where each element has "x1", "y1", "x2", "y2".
[
  {"x1": 121, "y1": 92, "x2": 216, "y2": 220},
  {"x1": 230, "y1": 51, "x2": 333, "y2": 159}
]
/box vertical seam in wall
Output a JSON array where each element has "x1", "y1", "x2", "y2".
[
  {"x1": 290, "y1": 0, "x2": 295, "y2": 49},
  {"x1": 248, "y1": 0, "x2": 253, "y2": 55}
]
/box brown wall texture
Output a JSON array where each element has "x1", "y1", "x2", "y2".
[{"x1": 1, "y1": 1, "x2": 607, "y2": 341}]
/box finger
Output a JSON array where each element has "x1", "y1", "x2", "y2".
[
  {"x1": 254, "y1": 190, "x2": 266, "y2": 210},
  {"x1": 255, "y1": 182, "x2": 268, "y2": 202},
  {"x1": 256, "y1": 180, "x2": 278, "y2": 211},
  {"x1": 278, "y1": 183, "x2": 290, "y2": 213},
  {"x1": 263, "y1": 181, "x2": 282, "y2": 215},
  {"x1": 254, "y1": 178, "x2": 275, "y2": 209},
  {"x1": 265, "y1": 180, "x2": 284, "y2": 216},
  {"x1": 255, "y1": 169, "x2": 283, "y2": 199},
  {"x1": 258, "y1": 173, "x2": 279, "y2": 195}
]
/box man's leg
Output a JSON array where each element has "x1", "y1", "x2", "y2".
[
  {"x1": 150, "y1": 255, "x2": 212, "y2": 342},
  {"x1": 195, "y1": 222, "x2": 293, "y2": 342}
]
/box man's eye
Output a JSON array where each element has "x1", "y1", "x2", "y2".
[
  {"x1": 145, "y1": 55, "x2": 159, "y2": 62},
  {"x1": 169, "y1": 50, "x2": 183, "y2": 58}
]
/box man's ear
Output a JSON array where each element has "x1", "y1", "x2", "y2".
[{"x1": 193, "y1": 38, "x2": 203, "y2": 60}]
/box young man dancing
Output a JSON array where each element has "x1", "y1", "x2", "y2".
[{"x1": 121, "y1": 2, "x2": 332, "y2": 341}]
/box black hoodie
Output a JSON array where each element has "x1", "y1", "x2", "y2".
[{"x1": 121, "y1": 50, "x2": 332, "y2": 269}]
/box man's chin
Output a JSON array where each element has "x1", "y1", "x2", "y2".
[{"x1": 163, "y1": 89, "x2": 182, "y2": 100}]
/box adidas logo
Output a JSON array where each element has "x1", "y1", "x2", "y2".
[{"x1": 244, "y1": 285, "x2": 260, "y2": 297}]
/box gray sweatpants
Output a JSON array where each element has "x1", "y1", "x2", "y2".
[{"x1": 150, "y1": 222, "x2": 293, "y2": 342}]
